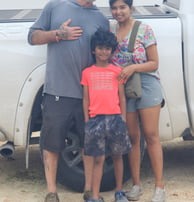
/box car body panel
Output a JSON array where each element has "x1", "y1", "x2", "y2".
[{"x1": 0, "y1": 1, "x2": 193, "y2": 145}]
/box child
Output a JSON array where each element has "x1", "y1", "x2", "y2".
[{"x1": 81, "y1": 29, "x2": 131, "y2": 202}]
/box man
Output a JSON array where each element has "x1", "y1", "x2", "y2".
[{"x1": 28, "y1": 0, "x2": 109, "y2": 201}]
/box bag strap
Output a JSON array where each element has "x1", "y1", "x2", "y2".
[{"x1": 128, "y1": 20, "x2": 141, "y2": 53}]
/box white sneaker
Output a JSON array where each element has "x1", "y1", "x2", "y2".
[
  {"x1": 125, "y1": 185, "x2": 143, "y2": 201},
  {"x1": 151, "y1": 187, "x2": 166, "y2": 202}
]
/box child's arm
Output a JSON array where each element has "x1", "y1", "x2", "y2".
[
  {"x1": 118, "y1": 83, "x2": 127, "y2": 121},
  {"x1": 83, "y1": 85, "x2": 90, "y2": 122}
]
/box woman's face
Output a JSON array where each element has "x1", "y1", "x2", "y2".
[{"x1": 110, "y1": 0, "x2": 132, "y2": 23}]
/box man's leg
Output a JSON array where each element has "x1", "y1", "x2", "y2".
[
  {"x1": 41, "y1": 95, "x2": 77, "y2": 202},
  {"x1": 43, "y1": 149, "x2": 59, "y2": 193}
]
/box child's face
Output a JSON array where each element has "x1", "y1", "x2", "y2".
[{"x1": 93, "y1": 45, "x2": 112, "y2": 63}]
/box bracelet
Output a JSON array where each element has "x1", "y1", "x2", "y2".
[{"x1": 55, "y1": 32, "x2": 60, "y2": 42}]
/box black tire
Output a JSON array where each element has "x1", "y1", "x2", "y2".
[
  {"x1": 57, "y1": 129, "x2": 145, "y2": 192},
  {"x1": 30, "y1": 88, "x2": 145, "y2": 192},
  {"x1": 182, "y1": 128, "x2": 194, "y2": 141}
]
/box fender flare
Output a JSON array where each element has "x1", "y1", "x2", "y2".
[{"x1": 13, "y1": 64, "x2": 46, "y2": 146}]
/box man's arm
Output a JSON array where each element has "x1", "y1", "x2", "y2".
[
  {"x1": 29, "y1": 19, "x2": 83, "y2": 45},
  {"x1": 29, "y1": 29, "x2": 57, "y2": 45}
]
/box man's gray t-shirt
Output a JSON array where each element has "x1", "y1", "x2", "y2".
[{"x1": 28, "y1": 0, "x2": 109, "y2": 99}]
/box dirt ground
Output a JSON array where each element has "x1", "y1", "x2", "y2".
[{"x1": 0, "y1": 137, "x2": 194, "y2": 202}]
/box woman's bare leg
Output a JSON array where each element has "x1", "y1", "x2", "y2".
[
  {"x1": 127, "y1": 112, "x2": 141, "y2": 186},
  {"x1": 139, "y1": 105, "x2": 164, "y2": 188}
]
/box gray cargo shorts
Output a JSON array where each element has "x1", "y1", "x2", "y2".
[{"x1": 40, "y1": 94, "x2": 85, "y2": 153}]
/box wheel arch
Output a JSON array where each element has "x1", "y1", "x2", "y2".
[{"x1": 13, "y1": 64, "x2": 45, "y2": 146}]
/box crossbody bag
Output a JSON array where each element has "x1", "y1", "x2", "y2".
[{"x1": 124, "y1": 20, "x2": 142, "y2": 98}]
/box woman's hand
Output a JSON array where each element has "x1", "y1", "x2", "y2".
[{"x1": 117, "y1": 65, "x2": 135, "y2": 81}]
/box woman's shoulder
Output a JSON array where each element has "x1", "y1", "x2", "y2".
[
  {"x1": 137, "y1": 21, "x2": 156, "y2": 46},
  {"x1": 138, "y1": 21, "x2": 154, "y2": 33}
]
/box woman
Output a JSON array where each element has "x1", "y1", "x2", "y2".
[{"x1": 109, "y1": 0, "x2": 165, "y2": 202}]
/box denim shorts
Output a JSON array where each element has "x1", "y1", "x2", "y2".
[
  {"x1": 126, "y1": 74, "x2": 163, "y2": 112},
  {"x1": 84, "y1": 114, "x2": 131, "y2": 156},
  {"x1": 40, "y1": 94, "x2": 85, "y2": 153}
]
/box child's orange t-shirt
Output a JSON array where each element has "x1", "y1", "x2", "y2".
[{"x1": 81, "y1": 64, "x2": 123, "y2": 117}]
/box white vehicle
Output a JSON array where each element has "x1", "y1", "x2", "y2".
[{"x1": 0, "y1": 0, "x2": 193, "y2": 191}]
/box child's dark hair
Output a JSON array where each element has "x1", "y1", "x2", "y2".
[
  {"x1": 91, "y1": 28, "x2": 118, "y2": 61},
  {"x1": 109, "y1": 0, "x2": 133, "y2": 8}
]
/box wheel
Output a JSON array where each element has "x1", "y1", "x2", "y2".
[
  {"x1": 57, "y1": 130, "x2": 118, "y2": 192},
  {"x1": 182, "y1": 128, "x2": 194, "y2": 141},
  {"x1": 31, "y1": 88, "x2": 145, "y2": 192},
  {"x1": 57, "y1": 128, "x2": 145, "y2": 192}
]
